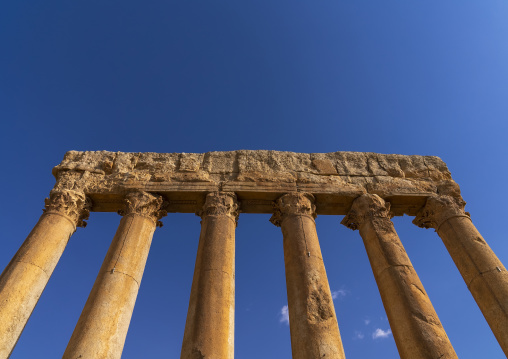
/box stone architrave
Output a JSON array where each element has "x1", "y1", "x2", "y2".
[
  {"x1": 270, "y1": 192, "x2": 345, "y2": 359},
  {"x1": 342, "y1": 194, "x2": 457, "y2": 359},
  {"x1": 51, "y1": 150, "x2": 454, "y2": 216},
  {"x1": 181, "y1": 192, "x2": 239, "y2": 359},
  {"x1": 0, "y1": 190, "x2": 90, "y2": 358},
  {"x1": 414, "y1": 195, "x2": 508, "y2": 356},
  {"x1": 63, "y1": 191, "x2": 166, "y2": 359}
]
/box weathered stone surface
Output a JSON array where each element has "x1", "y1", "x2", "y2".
[
  {"x1": 51, "y1": 150, "x2": 456, "y2": 216},
  {"x1": 272, "y1": 193, "x2": 345, "y2": 359},
  {"x1": 415, "y1": 195, "x2": 508, "y2": 356},
  {"x1": 44, "y1": 189, "x2": 92, "y2": 228},
  {"x1": 343, "y1": 194, "x2": 458, "y2": 359},
  {"x1": 181, "y1": 193, "x2": 237, "y2": 359},
  {"x1": 196, "y1": 191, "x2": 239, "y2": 224},
  {"x1": 119, "y1": 191, "x2": 167, "y2": 227},
  {"x1": 0, "y1": 190, "x2": 90, "y2": 358},
  {"x1": 413, "y1": 195, "x2": 468, "y2": 230},
  {"x1": 63, "y1": 191, "x2": 165, "y2": 359},
  {"x1": 270, "y1": 192, "x2": 316, "y2": 227},
  {"x1": 341, "y1": 192, "x2": 393, "y2": 230}
]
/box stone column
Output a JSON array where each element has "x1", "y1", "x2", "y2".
[
  {"x1": 270, "y1": 192, "x2": 345, "y2": 359},
  {"x1": 342, "y1": 194, "x2": 457, "y2": 359},
  {"x1": 0, "y1": 190, "x2": 90, "y2": 358},
  {"x1": 63, "y1": 191, "x2": 166, "y2": 359},
  {"x1": 181, "y1": 192, "x2": 238, "y2": 359},
  {"x1": 414, "y1": 194, "x2": 508, "y2": 355}
]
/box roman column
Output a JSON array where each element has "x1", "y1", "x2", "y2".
[
  {"x1": 0, "y1": 189, "x2": 90, "y2": 358},
  {"x1": 181, "y1": 192, "x2": 238, "y2": 359},
  {"x1": 270, "y1": 192, "x2": 345, "y2": 359},
  {"x1": 342, "y1": 194, "x2": 457, "y2": 359},
  {"x1": 414, "y1": 194, "x2": 508, "y2": 355},
  {"x1": 63, "y1": 191, "x2": 166, "y2": 359}
]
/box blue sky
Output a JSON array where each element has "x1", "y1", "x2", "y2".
[{"x1": 1, "y1": 1, "x2": 507, "y2": 358}]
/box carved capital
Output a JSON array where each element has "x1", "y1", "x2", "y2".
[
  {"x1": 270, "y1": 192, "x2": 316, "y2": 227},
  {"x1": 44, "y1": 190, "x2": 92, "y2": 228},
  {"x1": 413, "y1": 195, "x2": 469, "y2": 230},
  {"x1": 341, "y1": 194, "x2": 392, "y2": 230},
  {"x1": 118, "y1": 191, "x2": 167, "y2": 226},
  {"x1": 197, "y1": 192, "x2": 240, "y2": 224}
]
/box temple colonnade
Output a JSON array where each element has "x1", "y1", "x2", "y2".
[{"x1": 0, "y1": 188, "x2": 507, "y2": 358}]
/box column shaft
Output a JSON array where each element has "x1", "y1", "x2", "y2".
[
  {"x1": 181, "y1": 192, "x2": 238, "y2": 359},
  {"x1": 414, "y1": 195, "x2": 508, "y2": 356},
  {"x1": 271, "y1": 193, "x2": 345, "y2": 359},
  {"x1": 63, "y1": 191, "x2": 165, "y2": 359},
  {"x1": 0, "y1": 190, "x2": 89, "y2": 358},
  {"x1": 343, "y1": 194, "x2": 457, "y2": 359}
]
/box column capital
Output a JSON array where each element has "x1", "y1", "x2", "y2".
[
  {"x1": 197, "y1": 192, "x2": 240, "y2": 225},
  {"x1": 341, "y1": 194, "x2": 392, "y2": 230},
  {"x1": 118, "y1": 191, "x2": 167, "y2": 226},
  {"x1": 413, "y1": 195, "x2": 469, "y2": 230},
  {"x1": 269, "y1": 192, "x2": 316, "y2": 227},
  {"x1": 43, "y1": 189, "x2": 92, "y2": 228}
]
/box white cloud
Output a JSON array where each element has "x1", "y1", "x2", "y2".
[
  {"x1": 372, "y1": 328, "x2": 392, "y2": 339},
  {"x1": 353, "y1": 331, "x2": 365, "y2": 340},
  {"x1": 364, "y1": 319, "x2": 371, "y2": 326},
  {"x1": 331, "y1": 289, "x2": 348, "y2": 300},
  {"x1": 280, "y1": 305, "x2": 289, "y2": 325}
]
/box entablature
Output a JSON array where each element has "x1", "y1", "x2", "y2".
[{"x1": 52, "y1": 150, "x2": 460, "y2": 216}]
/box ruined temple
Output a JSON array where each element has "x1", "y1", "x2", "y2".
[{"x1": 0, "y1": 150, "x2": 506, "y2": 358}]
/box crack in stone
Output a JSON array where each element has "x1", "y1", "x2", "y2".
[
  {"x1": 378, "y1": 264, "x2": 414, "y2": 278},
  {"x1": 422, "y1": 157, "x2": 431, "y2": 178},
  {"x1": 411, "y1": 283, "x2": 427, "y2": 297},
  {"x1": 467, "y1": 267, "x2": 505, "y2": 288},
  {"x1": 16, "y1": 259, "x2": 50, "y2": 279},
  {"x1": 203, "y1": 269, "x2": 231, "y2": 277},
  {"x1": 412, "y1": 310, "x2": 440, "y2": 327},
  {"x1": 307, "y1": 254, "x2": 323, "y2": 261},
  {"x1": 472, "y1": 236, "x2": 486, "y2": 245},
  {"x1": 110, "y1": 270, "x2": 140, "y2": 289}
]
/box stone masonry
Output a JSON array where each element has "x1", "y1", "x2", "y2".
[{"x1": 0, "y1": 150, "x2": 506, "y2": 358}]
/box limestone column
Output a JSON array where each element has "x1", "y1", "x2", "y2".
[
  {"x1": 0, "y1": 189, "x2": 90, "y2": 358},
  {"x1": 342, "y1": 194, "x2": 457, "y2": 359},
  {"x1": 181, "y1": 192, "x2": 238, "y2": 359},
  {"x1": 270, "y1": 192, "x2": 345, "y2": 359},
  {"x1": 414, "y1": 194, "x2": 508, "y2": 355},
  {"x1": 63, "y1": 191, "x2": 166, "y2": 359}
]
